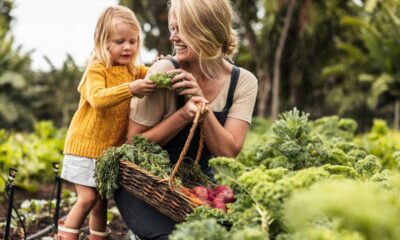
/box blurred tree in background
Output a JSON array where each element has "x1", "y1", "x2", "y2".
[
  {"x1": 1, "y1": 0, "x2": 400, "y2": 131},
  {"x1": 0, "y1": 0, "x2": 34, "y2": 130},
  {"x1": 0, "y1": 0, "x2": 82, "y2": 131},
  {"x1": 119, "y1": 0, "x2": 171, "y2": 54},
  {"x1": 323, "y1": 0, "x2": 400, "y2": 129},
  {"x1": 33, "y1": 56, "x2": 81, "y2": 127}
]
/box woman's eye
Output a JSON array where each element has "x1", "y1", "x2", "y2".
[{"x1": 169, "y1": 26, "x2": 178, "y2": 33}]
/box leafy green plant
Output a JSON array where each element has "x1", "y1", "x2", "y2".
[
  {"x1": 0, "y1": 121, "x2": 65, "y2": 195},
  {"x1": 94, "y1": 135, "x2": 171, "y2": 199},
  {"x1": 149, "y1": 72, "x2": 178, "y2": 89}
]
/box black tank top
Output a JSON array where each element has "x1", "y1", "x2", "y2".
[{"x1": 163, "y1": 59, "x2": 240, "y2": 177}]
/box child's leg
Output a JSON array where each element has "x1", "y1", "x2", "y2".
[
  {"x1": 89, "y1": 193, "x2": 108, "y2": 231},
  {"x1": 64, "y1": 184, "x2": 98, "y2": 228},
  {"x1": 89, "y1": 194, "x2": 111, "y2": 239}
]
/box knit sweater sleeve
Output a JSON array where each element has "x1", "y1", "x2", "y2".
[
  {"x1": 137, "y1": 64, "x2": 149, "y2": 79},
  {"x1": 82, "y1": 64, "x2": 132, "y2": 110}
]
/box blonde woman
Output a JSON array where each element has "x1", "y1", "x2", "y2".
[
  {"x1": 57, "y1": 5, "x2": 155, "y2": 240},
  {"x1": 115, "y1": 0, "x2": 258, "y2": 239}
]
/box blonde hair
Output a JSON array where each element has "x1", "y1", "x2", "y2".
[
  {"x1": 90, "y1": 5, "x2": 141, "y2": 72},
  {"x1": 169, "y1": 0, "x2": 239, "y2": 78}
]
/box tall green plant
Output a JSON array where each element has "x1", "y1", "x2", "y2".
[
  {"x1": 323, "y1": 0, "x2": 400, "y2": 125},
  {"x1": 0, "y1": 0, "x2": 35, "y2": 130},
  {"x1": 32, "y1": 55, "x2": 82, "y2": 127}
]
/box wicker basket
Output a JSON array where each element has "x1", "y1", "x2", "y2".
[{"x1": 118, "y1": 106, "x2": 206, "y2": 222}]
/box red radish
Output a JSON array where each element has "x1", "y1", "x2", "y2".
[
  {"x1": 213, "y1": 185, "x2": 230, "y2": 195},
  {"x1": 216, "y1": 188, "x2": 234, "y2": 203},
  {"x1": 207, "y1": 188, "x2": 216, "y2": 201},
  {"x1": 192, "y1": 186, "x2": 208, "y2": 199},
  {"x1": 191, "y1": 185, "x2": 235, "y2": 210},
  {"x1": 192, "y1": 186, "x2": 212, "y2": 206},
  {"x1": 212, "y1": 195, "x2": 227, "y2": 212}
]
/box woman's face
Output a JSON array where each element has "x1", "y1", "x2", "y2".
[{"x1": 169, "y1": 15, "x2": 196, "y2": 62}]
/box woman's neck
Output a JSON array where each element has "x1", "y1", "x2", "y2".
[{"x1": 180, "y1": 58, "x2": 230, "y2": 83}]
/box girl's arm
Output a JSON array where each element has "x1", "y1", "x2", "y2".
[{"x1": 83, "y1": 64, "x2": 154, "y2": 110}]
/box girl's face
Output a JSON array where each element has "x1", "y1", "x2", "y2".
[
  {"x1": 108, "y1": 22, "x2": 139, "y2": 66},
  {"x1": 169, "y1": 16, "x2": 196, "y2": 62}
]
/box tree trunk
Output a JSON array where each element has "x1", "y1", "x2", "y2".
[
  {"x1": 241, "y1": 17, "x2": 272, "y2": 117},
  {"x1": 394, "y1": 100, "x2": 400, "y2": 130},
  {"x1": 271, "y1": 0, "x2": 297, "y2": 120},
  {"x1": 257, "y1": 67, "x2": 272, "y2": 117}
]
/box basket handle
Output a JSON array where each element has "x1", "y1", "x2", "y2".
[{"x1": 169, "y1": 105, "x2": 205, "y2": 188}]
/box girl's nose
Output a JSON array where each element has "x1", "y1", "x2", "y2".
[{"x1": 123, "y1": 43, "x2": 130, "y2": 50}]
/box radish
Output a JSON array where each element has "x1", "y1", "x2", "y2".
[
  {"x1": 192, "y1": 186, "x2": 212, "y2": 206},
  {"x1": 212, "y1": 185, "x2": 230, "y2": 195},
  {"x1": 217, "y1": 188, "x2": 234, "y2": 203},
  {"x1": 212, "y1": 195, "x2": 227, "y2": 212}
]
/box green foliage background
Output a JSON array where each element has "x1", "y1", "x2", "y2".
[
  {"x1": 2, "y1": 1, "x2": 400, "y2": 238},
  {"x1": 1, "y1": 0, "x2": 400, "y2": 130}
]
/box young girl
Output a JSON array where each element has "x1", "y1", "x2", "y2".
[{"x1": 56, "y1": 5, "x2": 155, "y2": 240}]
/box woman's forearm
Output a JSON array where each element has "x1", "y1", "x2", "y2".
[
  {"x1": 203, "y1": 112, "x2": 248, "y2": 157},
  {"x1": 141, "y1": 109, "x2": 190, "y2": 145}
]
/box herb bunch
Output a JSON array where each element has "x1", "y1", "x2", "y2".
[
  {"x1": 149, "y1": 72, "x2": 178, "y2": 89},
  {"x1": 94, "y1": 135, "x2": 171, "y2": 199}
]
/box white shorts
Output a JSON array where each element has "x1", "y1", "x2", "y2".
[{"x1": 60, "y1": 154, "x2": 97, "y2": 187}]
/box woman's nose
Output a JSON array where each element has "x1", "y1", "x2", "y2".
[{"x1": 169, "y1": 30, "x2": 178, "y2": 42}]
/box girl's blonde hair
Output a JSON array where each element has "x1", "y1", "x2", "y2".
[
  {"x1": 168, "y1": 0, "x2": 239, "y2": 79},
  {"x1": 91, "y1": 5, "x2": 141, "y2": 72}
]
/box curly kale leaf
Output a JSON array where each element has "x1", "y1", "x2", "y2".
[
  {"x1": 209, "y1": 157, "x2": 245, "y2": 185},
  {"x1": 355, "y1": 155, "x2": 381, "y2": 178},
  {"x1": 148, "y1": 72, "x2": 178, "y2": 89},
  {"x1": 169, "y1": 219, "x2": 230, "y2": 240}
]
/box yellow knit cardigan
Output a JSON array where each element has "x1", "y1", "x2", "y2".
[{"x1": 64, "y1": 62, "x2": 148, "y2": 158}]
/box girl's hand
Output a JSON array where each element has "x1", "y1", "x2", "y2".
[
  {"x1": 180, "y1": 96, "x2": 209, "y2": 122},
  {"x1": 129, "y1": 79, "x2": 156, "y2": 97},
  {"x1": 168, "y1": 69, "x2": 205, "y2": 98}
]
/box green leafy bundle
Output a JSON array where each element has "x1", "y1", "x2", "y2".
[
  {"x1": 149, "y1": 72, "x2": 178, "y2": 89},
  {"x1": 94, "y1": 135, "x2": 171, "y2": 199}
]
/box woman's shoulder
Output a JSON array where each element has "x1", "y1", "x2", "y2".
[
  {"x1": 148, "y1": 59, "x2": 178, "y2": 75},
  {"x1": 237, "y1": 67, "x2": 258, "y2": 82},
  {"x1": 236, "y1": 67, "x2": 258, "y2": 89}
]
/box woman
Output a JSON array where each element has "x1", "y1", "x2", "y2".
[{"x1": 115, "y1": 0, "x2": 258, "y2": 239}]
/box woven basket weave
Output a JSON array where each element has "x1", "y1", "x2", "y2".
[{"x1": 118, "y1": 106, "x2": 206, "y2": 222}]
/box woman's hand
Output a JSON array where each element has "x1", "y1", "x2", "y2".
[
  {"x1": 180, "y1": 96, "x2": 209, "y2": 122},
  {"x1": 168, "y1": 69, "x2": 205, "y2": 98}
]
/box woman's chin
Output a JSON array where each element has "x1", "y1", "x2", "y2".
[{"x1": 175, "y1": 52, "x2": 195, "y2": 62}]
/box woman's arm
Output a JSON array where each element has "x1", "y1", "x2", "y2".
[
  {"x1": 127, "y1": 109, "x2": 188, "y2": 145},
  {"x1": 203, "y1": 113, "x2": 249, "y2": 158},
  {"x1": 128, "y1": 96, "x2": 208, "y2": 145}
]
